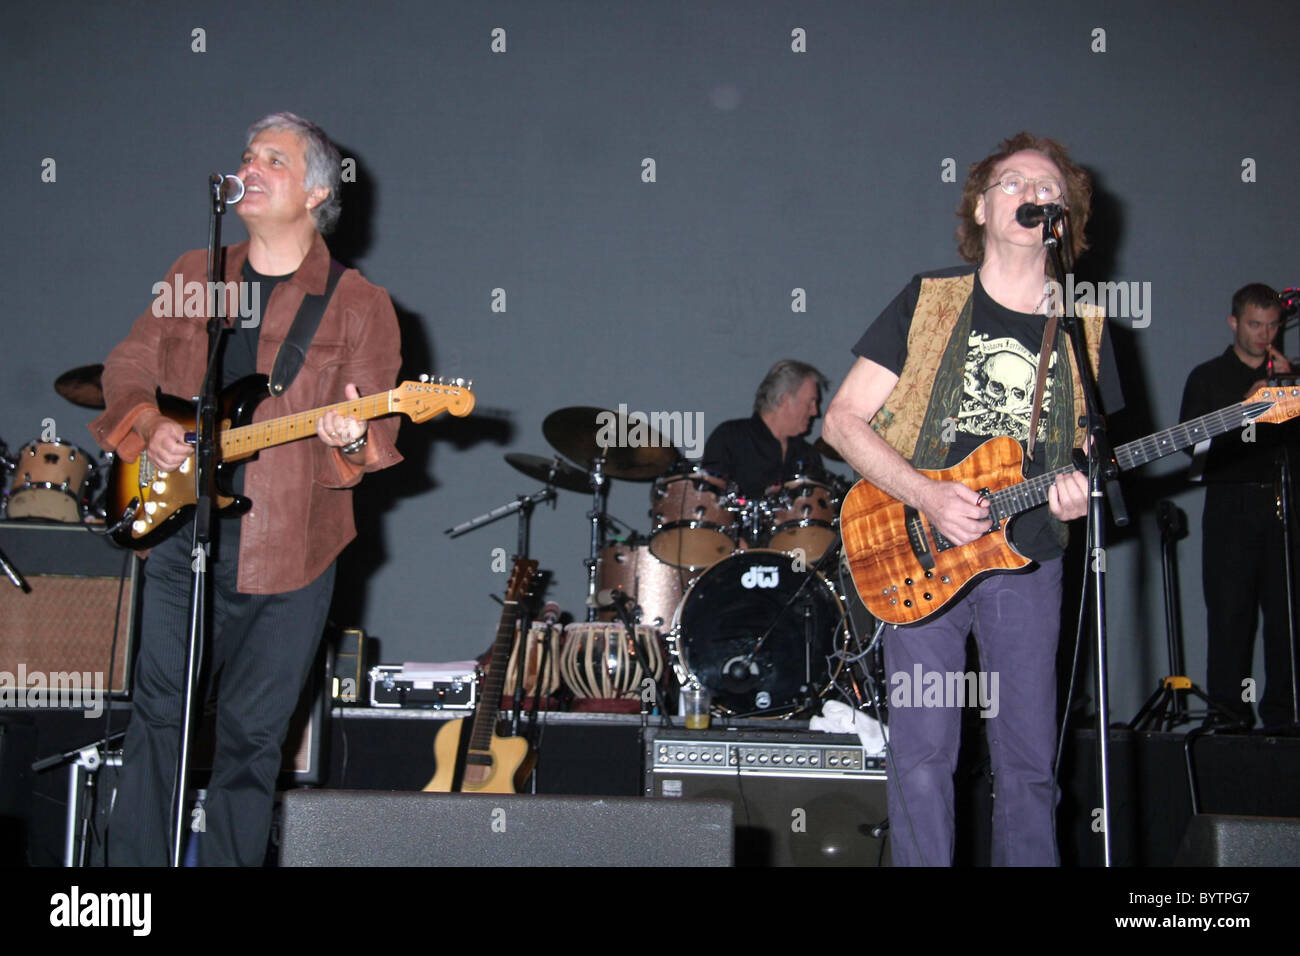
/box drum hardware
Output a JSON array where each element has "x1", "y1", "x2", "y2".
[{"x1": 53, "y1": 363, "x2": 107, "y2": 409}]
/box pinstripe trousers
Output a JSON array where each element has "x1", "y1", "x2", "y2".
[{"x1": 107, "y1": 522, "x2": 335, "y2": 866}]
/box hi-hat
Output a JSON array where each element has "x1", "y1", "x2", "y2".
[{"x1": 504, "y1": 453, "x2": 592, "y2": 493}]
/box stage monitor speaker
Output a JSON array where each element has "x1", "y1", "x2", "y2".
[
  {"x1": 1174, "y1": 814, "x2": 1300, "y2": 866},
  {"x1": 0, "y1": 522, "x2": 140, "y2": 695},
  {"x1": 644, "y1": 728, "x2": 891, "y2": 866},
  {"x1": 278, "y1": 790, "x2": 733, "y2": 866}
]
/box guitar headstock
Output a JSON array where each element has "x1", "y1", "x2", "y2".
[
  {"x1": 505, "y1": 557, "x2": 541, "y2": 604},
  {"x1": 393, "y1": 375, "x2": 476, "y2": 422},
  {"x1": 1246, "y1": 381, "x2": 1300, "y2": 426}
]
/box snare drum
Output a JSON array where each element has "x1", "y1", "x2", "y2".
[
  {"x1": 648, "y1": 465, "x2": 738, "y2": 569},
  {"x1": 766, "y1": 476, "x2": 840, "y2": 561},
  {"x1": 670, "y1": 549, "x2": 846, "y2": 715},
  {"x1": 4, "y1": 440, "x2": 95, "y2": 522},
  {"x1": 597, "y1": 540, "x2": 688, "y2": 631},
  {"x1": 560, "y1": 622, "x2": 665, "y2": 700}
]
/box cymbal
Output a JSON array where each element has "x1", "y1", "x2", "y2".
[
  {"x1": 504, "y1": 453, "x2": 592, "y2": 494},
  {"x1": 542, "y1": 406, "x2": 679, "y2": 481},
  {"x1": 54, "y1": 364, "x2": 105, "y2": 409},
  {"x1": 814, "y1": 436, "x2": 843, "y2": 463}
]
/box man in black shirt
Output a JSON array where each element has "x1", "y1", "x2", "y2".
[
  {"x1": 701, "y1": 359, "x2": 828, "y2": 500},
  {"x1": 1181, "y1": 283, "x2": 1299, "y2": 729},
  {"x1": 824, "y1": 133, "x2": 1120, "y2": 866}
]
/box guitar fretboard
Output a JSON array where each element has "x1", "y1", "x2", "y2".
[
  {"x1": 989, "y1": 399, "x2": 1277, "y2": 519},
  {"x1": 469, "y1": 600, "x2": 521, "y2": 753},
  {"x1": 220, "y1": 392, "x2": 394, "y2": 457}
]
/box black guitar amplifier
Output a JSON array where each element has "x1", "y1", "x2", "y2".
[{"x1": 644, "y1": 727, "x2": 890, "y2": 866}]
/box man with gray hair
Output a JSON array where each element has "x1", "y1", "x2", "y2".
[
  {"x1": 702, "y1": 359, "x2": 829, "y2": 500},
  {"x1": 91, "y1": 112, "x2": 403, "y2": 865}
]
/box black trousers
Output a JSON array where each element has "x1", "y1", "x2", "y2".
[
  {"x1": 107, "y1": 523, "x2": 335, "y2": 866},
  {"x1": 1202, "y1": 483, "x2": 1299, "y2": 728}
]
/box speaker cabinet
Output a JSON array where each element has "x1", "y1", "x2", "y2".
[
  {"x1": 278, "y1": 790, "x2": 733, "y2": 866},
  {"x1": 644, "y1": 728, "x2": 891, "y2": 866},
  {"x1": 0, "y1": 522, "x2": 139, "y2": 695},
  {"x1": 1175, "y1": 814, "x2": 1300, "y2": 866}
]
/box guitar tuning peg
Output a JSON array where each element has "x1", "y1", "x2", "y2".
[{"x1": 419, "y1": 373, "x2": 429, "y2": 383}]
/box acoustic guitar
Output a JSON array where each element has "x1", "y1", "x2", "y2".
[{"x1": 424, "y1": 557, "x2": 540, "y2": 793}]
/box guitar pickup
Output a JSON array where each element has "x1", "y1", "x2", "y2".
[{"x1": 903, "y1": 505, "x2": 937, "y2": 571}]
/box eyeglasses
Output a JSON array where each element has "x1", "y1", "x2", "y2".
[{"x1": 984, "y1": 171, "x2": 1063, "y2": 203}]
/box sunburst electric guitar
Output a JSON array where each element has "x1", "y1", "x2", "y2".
[
  {"x1": 424, "y1": 557, "x2": 540, "y2": 793},
  {"x1": 106, "y1": 373, "x2": 475, "y2": 549},
  {"x1": 842, "y1": 384, "x2": 1300, "y2": 626}
]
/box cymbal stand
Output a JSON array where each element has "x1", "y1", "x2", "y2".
[{"x1": 583, "y1": 457, "x2": 610, "y2": 621}]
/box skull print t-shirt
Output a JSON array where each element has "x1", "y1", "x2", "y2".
[{"x1": 852, "y1": 265, "x2": 1122, "y2": 562}]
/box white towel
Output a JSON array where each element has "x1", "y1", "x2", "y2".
[{"x1": 809, "y1": 699, "x2": 888, "y2": 756}]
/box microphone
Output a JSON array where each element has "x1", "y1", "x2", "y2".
[
  {"x1": 596, "y1": 587, "x2": 627, "y2": 607},
  {"x1": 1015, "y1": 202, "x2": 1063, "y2": 227},
  {"x1": 540, "y1": 601, "x2": 561, "y2": 624},
  {"x1": 210, "y1": 173, "x2": 245, "y2": 205}
]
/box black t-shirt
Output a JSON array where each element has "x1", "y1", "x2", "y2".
[
  {"x1": 1180, "y1": 346, "x2": 1300, "y2": 484},
  {"x1": 701, "y1": 414, "x2": 824, "y2": 499},
  {"x1": 214, "y1": 261, "x2": 291, "y2": 550},
  {"x1": 852, "y1": 266, "x2": 1124, "y2": 561},
  {"x1": 219, "y1": 261, "x2": 289, "y2": 388}
]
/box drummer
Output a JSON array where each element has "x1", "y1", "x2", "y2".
[{"x1": 701, "y1": 359, "x2": 829, "y2": 501}]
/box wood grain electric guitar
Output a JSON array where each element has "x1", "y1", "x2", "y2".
[
  {"x1": 842, "y1": 384, "x2": 1300, "y2": 625},
  {"x1": 424, "y1": 557, "x2": 540, "y2": 794},
  {"x1": 106, "y1": 373, "x2": 475, "y2": 549}
]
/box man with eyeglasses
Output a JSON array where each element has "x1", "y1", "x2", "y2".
[
  {"x1": 823, "y1": 132, "x2": 1122, "y2": 865},
  {"x1": 1180, "y1": 283, "x2": 1299, "y2": 731}
]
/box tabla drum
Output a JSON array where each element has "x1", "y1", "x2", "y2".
[
  {"x1": 648, "y1": 464, "x2": 738, "y2": 569},
  {"x1": 4, "y1": 440, "x2": 96, "y2": 522},
  {"x1": 560, "y1": 622, "x2": 665, "y2": 700},
  {"x1": 597, "y1": 540, "x2": 689, "y2": 631},
  {"x1": 766, "y1": 476, "x2": 840, "y2": 561},
  {"x1": 503, "y1": 620, "x2": 564, "y2": 701},
  {"x1": 670, "y1": 549, "x2": 846, "y2": 715}
]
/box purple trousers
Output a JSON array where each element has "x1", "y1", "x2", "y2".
[{"x1": 882, "y1": 558, "x2": 1063, "y2": 866}]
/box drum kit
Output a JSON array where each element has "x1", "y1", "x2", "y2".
[
  {"x1": 1, "y1": 365, "x2": 111, "y2": 526},
  {"x1": 479, "y1": 404, "x2": 882, "y2": 720}
]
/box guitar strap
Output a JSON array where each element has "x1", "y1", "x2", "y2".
[
  {"x1": 1025, "y1": 310, "x2": 1060, "y2": 463},
  {"x1": 268, "y1": 258, "x2": 346, "y2": 396}
]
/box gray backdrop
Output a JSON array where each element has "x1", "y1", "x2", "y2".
[{"x1": 4, "y1": 1, "x2": 1298, "y2": 719}]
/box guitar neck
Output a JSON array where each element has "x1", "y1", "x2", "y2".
[
  {"x1": 468, "y1": 601, "x2": 521, "y2": 751},
  {"x1": 220, "y1": 390, "x2": 395, "y2": 458},
  {"x1": 993, "y1": 398, "x2": 1278, "y2": 519}
]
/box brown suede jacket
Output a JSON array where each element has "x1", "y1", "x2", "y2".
[{"x1": 89, "y1": 233, "x2": 403, "y2": 594}]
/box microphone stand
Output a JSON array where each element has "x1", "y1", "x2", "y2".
[
  {"x1": 1275, "y1": 445, "x2": 1300, "y2": 728},
  {"x1": 1040, "y1": 207, "x2": 1127, "y2": 867},
  {"x1": 168, "y1": 174, "x2": 232, "y2": 866}
]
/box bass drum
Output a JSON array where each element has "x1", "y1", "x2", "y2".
[{"x1": 671, "y1": 549, "x2": 846, "y2": 715}]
